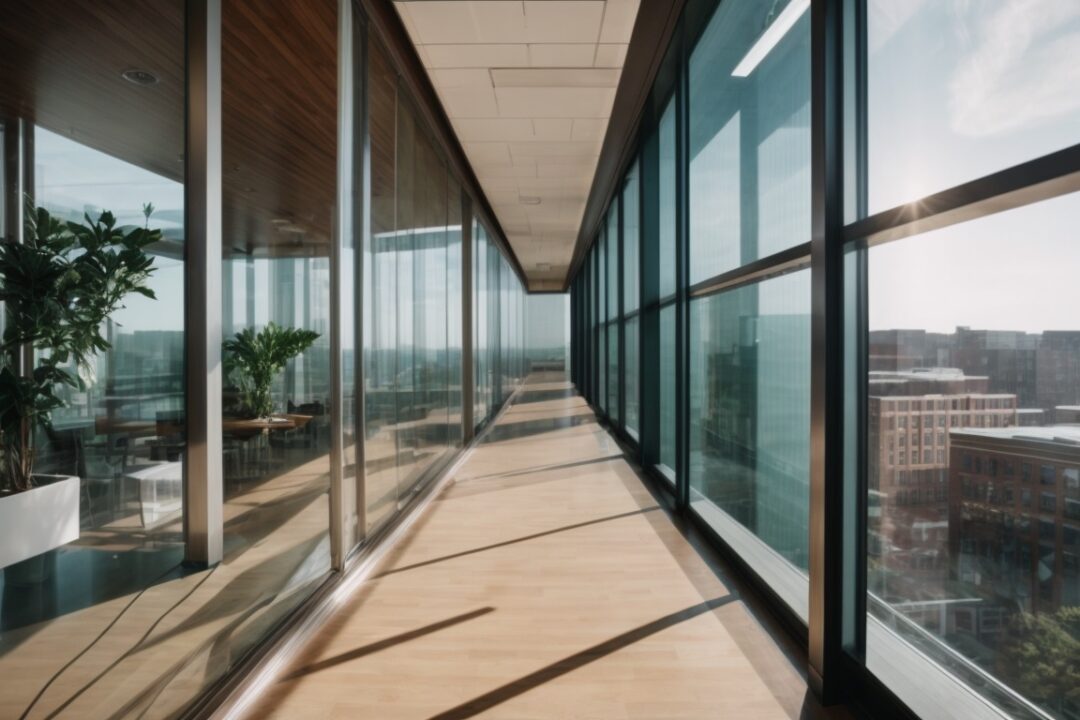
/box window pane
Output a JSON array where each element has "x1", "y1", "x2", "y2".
[
  {"x1": 599, "y1": 324, "x2": 608, "y2": 414},
  {"x1": 598, "y1": 231, "x2": 607, "y2": 323},
  {"x1": 867, "y1": 1, "x2": 1080, "y2": 214},
  {"x1": 689, "y1": 270, "x2": 811, "y2": 617},
  {"x1": 2, "y1": 4, "x2": 188, "y2": 712},
  {"x1": 623, "y1": 159, "x2": 640, "y2": 313},
  {"x1": 866, "y1": 191, "x2": 1080, "y2": 719},
  {"x1": 608, "y1": 323, "x2": 619, "y2": 424},
  {"x1": 660, "y1": 304, "x2": 678, "y2": 476},
  {"x1": 659, "y1": 98, "x2": 678, "y2": 298},
  {"x1": 625, "y1": 316, "x2": 639, "y2": 434},
  {"x1": 688, "y1": 0, "x2": 811, "y2": 283},
  {"x1": 607, "y1": 206, "x2": 619, "y2": 318}
]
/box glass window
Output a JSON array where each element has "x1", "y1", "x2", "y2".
[
  {"x1": 866, "y1": 0, "x2": 1080, "y2": 214},
  {"x1": 607, "y1": 204, "x2": 619, "y2": 319},
  {"x1": 219, "y1": 8, "x2": 336, "y2": 693},
  {"x1": 623, "y1": 159, "x2": 640, "y2": 313},
  {"x1": 623, "y1": 159, "x2": 640, "y2": 434},
  {"x1": 659, "y1": 304, "x2": 677, "y2": 477},
  {"x1": 689, "y1": 270, "x2": 811, "y2": 617},
  {"x1": 625, "y1": 317, "x2": 639, "y2": 435},
  {"x1": 659, "y1": 97, "x2": 678, "y2": 299},
  {"x1": 865, "y1": 190, "x2": 1080, "y2": 718},
  {"x1": 688, "y1": 0, "x2": 810, "y2": 283},
  {"x1": 0, "y1": 5, "x2": 189, "y2": 713}
]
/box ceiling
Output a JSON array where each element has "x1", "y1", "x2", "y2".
[
  {"x1": 393, "y1": 0, "x2": 641, "y2": 291},
  {"x1": 1, "y1": 0, "x2": 337, "y2": 260}
]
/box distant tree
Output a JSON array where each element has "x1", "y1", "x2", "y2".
[{"x1": 997, "y1": 606, "x2": 1080, "y2": 714}]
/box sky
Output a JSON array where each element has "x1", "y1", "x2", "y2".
[{"x1": 866, "y1": 0, "x2": 1080, "y2": 334}]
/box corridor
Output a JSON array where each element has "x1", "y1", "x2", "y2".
[{"x1": 243, "y1": 375, "x2": 828, "y2": 719}]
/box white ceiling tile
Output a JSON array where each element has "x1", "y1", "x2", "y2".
[
  {"x1": 396, "y1": 3, "x2": 421, "y2": 42},
  {"x1": 485, "y1": 188, "x2": 521, "y2": 205},
  {"x1": 533, "y1": 152, "x2": 600, "y2": 165},
  {"x1": 594, "y1": 43, "x2": 628, "y2": 67},
  {"x1": 570, "y1": 118, "x2": 607, "y2": 142},
  {"x1": 528, "y1": 44, "x2": 597, "y2": 68},
  {"x1": 599, "y1": 0, "x2": 640, "y2": 44},
  {"x1": 396, "y1": 0, "x2": 643, "y2": 284},
  {"x1": 490, "y1": 68, "x2": 620, "y2": 88},
  {"x1": 417, "y1": 44, "x2": 434, "y2": 67},
  {"x1": 424, "y1": 44, "x2": 529, "y2": 69},
  {"x1": 437, "y1": 85, "x2": 499, "y2": 117},
  {"x1": 530, "y1": 119, "x2": 573, "y2": 141},
  {"x1": 463, "y1": 142, "x2": 512, "y2": 165},
  {"x1": 475, "y1": 164, "x2": 537, "y2": 179},
  {"x1": 493, "y1": 87, "x2": 616, "y2": 118},
  {"x1": 397, "y1": 1, "x2": 526, "y2": 44},
  {"x1": 454, "y1": 118, "x2": 536, "y2": 142},
  {"x1": 523, "y1": 1, "x2": 604, "y2": 43},
  {"x1": 509, "y1": 141, "x2": 598, "y2": 158},
  {"x1": 432, "y1": 68, "x2": 492, "y2": 88},
  {"x1": 537, "y1": 164, "x2": 593, "y2": 178}
]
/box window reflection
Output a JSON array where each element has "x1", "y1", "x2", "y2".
[
  {"x1": 866, "y1": 191, "x2": 1080, "y2": 719},
  {"x1": 689, "y1": 271, "x2": 811, "y2": 618},
  {"x1": 688, "y1": 0, "x2": 810, "y2": 284}
]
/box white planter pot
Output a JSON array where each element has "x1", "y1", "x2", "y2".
[{"x1": 0, "y1": 475, "x2": 80, "y2": 569}]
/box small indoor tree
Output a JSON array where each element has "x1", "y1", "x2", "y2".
[
  {"x1": 223, "y1": 323, "x2": 320, "y2": 419},
  {"x1": 0, "y1": 203, "x2": 159, "y2": 493}
]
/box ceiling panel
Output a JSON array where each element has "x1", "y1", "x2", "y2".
[{"x1": 394, "y1": 0, "x2": 641, "y2": 288}]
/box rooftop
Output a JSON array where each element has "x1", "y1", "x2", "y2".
[{"x1": 950, "y1": 424, "x2": 1080, "y2": 447}]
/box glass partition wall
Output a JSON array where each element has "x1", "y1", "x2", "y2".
[
  {"x1": 0, "y1": 2, "x2": 526, "y2": 718},
  {"x1": 569, "y1": 0, "x2": 1080, "y2": 718}
]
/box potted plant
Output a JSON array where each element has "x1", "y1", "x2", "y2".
[
  {"x1": 0, "y1": 202, "x2": 159, "y2": 568},
  {"x1": 223, "y1": 322, "x2": 319, "y2": 419}
]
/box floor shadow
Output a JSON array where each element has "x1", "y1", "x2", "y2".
[
  {"x1": 375, "y1": 506, "x2": 660, "y2": 579},
  {"x1": 427, "y1": 596, "x2": 736, "y2": 720},
  {"x1": 480, "y1": 413, "x2": 593, "y2": 444},
  {"x1": 458, "y1": 453, "x2": 624, "y2": 484},
  {"x1": 513, "y1": 387, "x2": 577, "y2": 403},
  {"x1": 282, "y1": 607, "x2": 496, "y2": 681}
]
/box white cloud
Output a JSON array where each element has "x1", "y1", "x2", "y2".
[{"x1": 949, "y1": 0, "x2": 1080, "y2": 137}]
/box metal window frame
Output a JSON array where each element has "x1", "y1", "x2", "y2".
[{"x1": 184, "y1": 0, "x2": 224, "y2": 567}]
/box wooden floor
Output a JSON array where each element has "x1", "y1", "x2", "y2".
[{"x1": 245, "y1": 375, "x2": 837, "y2": 720}]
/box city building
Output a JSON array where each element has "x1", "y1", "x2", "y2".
[
  {"x1": 2, "y1": 2, "x2": 1078, "y2": 720},
  {"x1": 947, "y1": 425, "x2": 1080, "y2": 630},
  {"x1": 868, "y1": 369, "x2": 1018, "y2": 604}
]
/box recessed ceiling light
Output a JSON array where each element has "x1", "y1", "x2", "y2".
[
  {"x1": 519, "y1": 195, "x2": 542, "y2": 205},
  {"x1": 121, "y1": 68, "x2": 159, "y2": 86}
]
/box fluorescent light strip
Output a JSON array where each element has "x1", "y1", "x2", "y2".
[{"x1": 731, "y1": 0, "x2": 810, "y2": 78}]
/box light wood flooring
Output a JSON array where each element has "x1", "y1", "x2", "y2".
[{"x1": 243, "y1": 377, "x2": 838, "y2": 719}]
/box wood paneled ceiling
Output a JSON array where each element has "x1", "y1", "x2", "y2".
[
  {"x1": 0, "y1": 0, "x2": 336, "y2": 260},
  {"x1": 393, "y1": 0, "x2": 641, "y2": 290}
]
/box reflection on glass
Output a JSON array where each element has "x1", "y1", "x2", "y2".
[
  {"x1": 606, "y1": 205, "x2": 620, "y2": 422},
  {"x1": 866, "y1": 191, "x2": 1080, "y2": 719},
  {"x1": 624, "y1": 160, "x2": 640, "y2": 313},
  {"x1": 660, "y1": 304, "x2": 677, "y2": 476},
  {"x1": 0, "y1": 3, "x2": 191, "y2": 715},
  {"x1": 623, "y1": 159, "x2": 640, "y2": 434},
  {"x1": 866, "y1": 1, "x2": 1080, "y2": 214},
  {"x1": 216, "y1": 0, "x2": 335, "y2": 700},
  {"x1": 625, "y1": 317, "x2": 640, "y2": 434},
  {"x1": 364, "y1": 37, "x2": 462, "y2": 533},
  {"x1": 659, "y1": 98, "x2": 677, "y2": 299},
  {"x1": 447, "y1": 179, "x2": 463, "y2": 448},
  {"x1": 688, "y1": 0, "x2": 810, "y2": 283},
  {"x1": 689, "y1": 270, "x2": 811, "y2": 615},
  {"x1": 525, "y1": 294, "x2": 569, "y2": 377}
]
